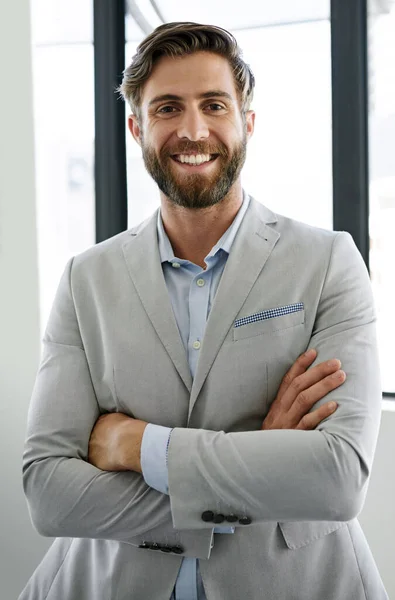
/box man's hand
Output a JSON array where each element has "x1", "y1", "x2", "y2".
[
  {"x1": 88, "y1": 412, "x2": 149, "y2": 473},
  {"x1": 262, "y1": 349, "x2": 345, "y2": 431}
]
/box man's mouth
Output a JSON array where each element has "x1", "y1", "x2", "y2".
[{"x1": 171, "y1": 153, "x2": 219, "y2": 167}]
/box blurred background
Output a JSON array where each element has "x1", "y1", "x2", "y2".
[{"x1": 1, "y1": 1, "x2": 395, "y2": 597}]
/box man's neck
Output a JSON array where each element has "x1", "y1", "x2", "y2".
[{"x1": 159, "y1": 185, "x2": 244, "y2": 269}]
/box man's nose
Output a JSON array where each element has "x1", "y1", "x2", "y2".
[{"x1": 176, "y1": 108, "x2": 209, "y2": 141}]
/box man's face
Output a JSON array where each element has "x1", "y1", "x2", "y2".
[{"x1": 128, "y1": 51, "x2": 255, "y2": 209}]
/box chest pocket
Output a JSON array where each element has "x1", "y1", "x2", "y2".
[{"x1": 233, "y1": 304, "x2": 305, "y2": 341}]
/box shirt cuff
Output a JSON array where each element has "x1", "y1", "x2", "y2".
[{"x1": 140, "y1": 423, "x2": 173, "y2": 495}]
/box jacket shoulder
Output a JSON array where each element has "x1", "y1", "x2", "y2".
[{"x1": 71, "y1": 211, "x2": 156, "y2": 271}]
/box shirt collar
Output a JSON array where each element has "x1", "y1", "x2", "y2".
[{"x1": 157, "y1": 190, "x2": 251, "y2": 265}]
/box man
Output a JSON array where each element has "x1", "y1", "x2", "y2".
[{"x1": 19, "y1": 22, "x2": 388, "y2": 600}]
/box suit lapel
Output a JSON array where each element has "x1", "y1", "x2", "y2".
[
  {"x1": 122, "y1": 211, "x2": 193, "y2": 393},
  {"x1": 188, "y1": 198, "x2": 280, "y2": 419}
]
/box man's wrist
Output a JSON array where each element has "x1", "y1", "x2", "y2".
[{"x1": 120, "y1": 418, "x2": 149, "y2": 473}]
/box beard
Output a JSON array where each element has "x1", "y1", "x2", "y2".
[{"x1": 140, "y1": 131, "x2": 247, "y2": 210}]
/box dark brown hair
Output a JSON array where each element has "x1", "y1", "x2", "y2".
[{"x1": 117, "y1": 22, "x2": 255, "y2": 120}]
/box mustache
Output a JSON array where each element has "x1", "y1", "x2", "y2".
[{"x1": 162, "y1": 142, "x2": 228, "y2": 158}]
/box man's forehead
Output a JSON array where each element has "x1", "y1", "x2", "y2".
[{"x1": 141, "y1": 52, "x2": 238, "y2": 106}]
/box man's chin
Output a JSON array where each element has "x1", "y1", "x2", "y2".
[{"x1": 164, "y1": 169, "x2": 217, "y2": 197}]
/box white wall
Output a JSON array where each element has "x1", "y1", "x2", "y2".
[
  {"x1": 1, "y1": 1, "x2": 394, "y2": 598},
  {"x1": 0, "y1": 1, "x2": 53, "y2": 598},
  {"x1": 358, "y1": 404, "x2": 395, "y2": 595}
]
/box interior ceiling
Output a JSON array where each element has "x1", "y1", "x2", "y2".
[
  {"x1": 126, "y1": 0, "x2": 395, "y2": 40},
  {"x1": 150, "y1": 0, "x2": 329, "y2": 31}
]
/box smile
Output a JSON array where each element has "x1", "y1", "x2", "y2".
[{"x1": 171, "y1": 154, "x2": 219, "y2": 169}]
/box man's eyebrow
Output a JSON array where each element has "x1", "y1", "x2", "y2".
[
  {"x1": 199, "y1": 90, "x2": 233, "y2": 101},
  {"x1": 148, "y1": 90, "x2": 234, "y2": 107}
]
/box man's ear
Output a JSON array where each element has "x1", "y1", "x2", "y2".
[
  {"x1": 128, "y1": 114, "x2": 142, "y2": 146},
  {"x1": 245, "y1": 110, "x2": 255, "y2": 141}
]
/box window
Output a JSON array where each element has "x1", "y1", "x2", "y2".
[
  {"x1": 236, "y1": 21, "x2": 332, "y2": 230},
  {"x1": 368, "y1": 2, "x2": 395, "y2": 393}
]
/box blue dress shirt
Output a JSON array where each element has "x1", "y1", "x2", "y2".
[{"x1": 140, "y1": 191, "x2": 251, "y2": 600}]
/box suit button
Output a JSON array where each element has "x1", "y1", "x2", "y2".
[
  {"x1": 172, "y1": 545, "x2": 184, "y2": 554},
  {"x1": 150, "y1": 543, "x2": 160, "y2": 550},
  {"x1": 213, "y1": 513, "x2": 225, "y2": 524},
  {"x1": 138, "y1": 542, "x2": 150, "y2": 549},
  {"x1": 239, "y1": 516, "x2": 252, "y2": 525},
  {"x1": 225, "y1": 514, "x2": 238, "y2": 522},
  {"x1": 201, "y1": 510, "x2": 215, "y2": 522},
  {"x1": 160, "y1": 546, "x2": 172, "y2": 553}
]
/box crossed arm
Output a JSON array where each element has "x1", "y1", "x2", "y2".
[{"x1": 87, "y1": 349, "x2": 344, "y2": 476}]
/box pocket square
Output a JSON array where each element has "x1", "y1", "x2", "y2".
[{"x1": 234, "y1": 302, "x2": 304, "y2": 328}]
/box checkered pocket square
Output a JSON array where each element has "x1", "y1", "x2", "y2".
[{"x1": 234, "y1": 302, "x2": 304, "y2": 328}]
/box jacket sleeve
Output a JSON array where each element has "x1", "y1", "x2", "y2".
[
  {"x1": 22, "y1": 257, "x2": 172, "y2": 543},
  {"x1": 167, "y1": 231, "x2": 383, "y2": 529},
  {"x1": 142, "y1": 398, "x2": 236, "y2": 537}
]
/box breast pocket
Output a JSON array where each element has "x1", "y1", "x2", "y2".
[{"x1": 233, "y1": 304, "x2": 305, "y2": 341}]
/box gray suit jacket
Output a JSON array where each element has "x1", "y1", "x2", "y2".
[{"x1": 20, "y1": 196, "x2": 388, "y2": 599}]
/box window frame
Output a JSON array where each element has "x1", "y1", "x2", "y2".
[{"x1": 94, "y1": 0, "x2": 127, "y2": 243}]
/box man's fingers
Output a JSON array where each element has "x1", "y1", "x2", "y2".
[
  {"x1": 295, "y1": 400, "x2": 339, "y2": 430},
  {"x1": 288, "y1": 371, "x2": 346, "y2": 423},
  {"x1": 279, "y1": 359, "x2": 342, "y2": 411},
  {"x1": 275, "y1": 349, "x2": 317, "y2": 402}
]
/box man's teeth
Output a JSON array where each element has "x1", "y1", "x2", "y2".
[{"x1": 175, "y1": 153, "x2": 212, "y2": 165}]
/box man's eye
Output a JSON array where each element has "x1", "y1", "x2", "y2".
[
  {"x1": 157, "y1": 106, "x2": 176, "y2": 114},
  {"x1": 207, "y1": 104, "x2": 225, "y2": 111}
]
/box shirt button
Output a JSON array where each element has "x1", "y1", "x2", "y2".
[
  {"x1": 193, "y1": 341, "x2": 201, "y2": 350},
  {"x1": 196, "y1": 278, "x2": 205, "y2": 287},
  {"x1": 172, "y1": 262, "x2": 181, "y2": 268}
]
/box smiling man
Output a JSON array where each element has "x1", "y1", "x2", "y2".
[{"x1": 19, "y1": 22, "x2": 388, "y2": 600}]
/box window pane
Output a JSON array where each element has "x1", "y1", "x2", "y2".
[
  {"x1": 236, "y1": 21, "x2": 332, "y2": 229},
  {"x1": 125, "y1": 17, "x2": 332, "y2": 230},
  {"x1": 368, "y1": 2, "x2": 395, "y2": 393},
  {"x1": 31, "y1": 0, "x2": 93, "y2": 44},
  {"x1": 31, "y1": 0, "x2": 95, "y2": 339}
]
